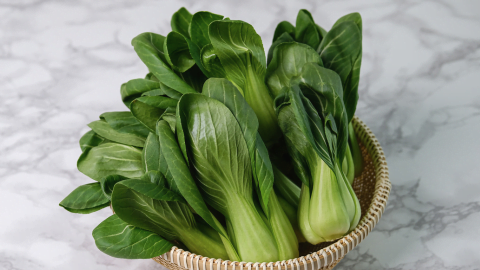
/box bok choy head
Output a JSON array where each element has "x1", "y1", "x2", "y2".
[
  {"x1": 175, "y1": 91, "x2": 280, "y2": 262},
  {"x1": 274, "y1": 63, "x2": 361, "y2": 244}
]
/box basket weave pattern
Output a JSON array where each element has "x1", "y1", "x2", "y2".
[{"x1": 152, "y1": 117, "x2": 391, "y2": 270}]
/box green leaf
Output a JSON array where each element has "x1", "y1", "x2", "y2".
[
  {"x1": 209, "y1": 20, "x2": 266, "y2": 92},
  {"x1": 129, "y1": 99, "x2": 168, "y2": 132},
  {"x1": 122, "y1": 78, "x2": 161, "y2": 107},
  {"x1": 177, "y1": 94, "x2": 252, "y2": 214},
  {"x1": 79, "y1": 130, "x2": 105, "y2": 152},
  {"x1": 100, "y1": 175, "x2": 128, "y2": 200},
  {"x1": 295, "y1": 10, "x2": 320, "y2": 50},
  {"x1": 157, "y1": 120, "x2": 225, "y2": 237},
  {"x1": 273, "y1": 21, "x2": 295, "y2": 42},
  {"x1": 317, "y1": 20, "x2": 361, "y2": 122},
  {"x1": 140, "y1": 170, "x2": 166, "y2": 185},
  {"x1": 100, "y1": 111, "x2": 151, "y2": 138},
  {"x1": 135, "y1": 95, "x2": 178, "y2": 109},
  {"x1": 118, "y1": 178, "x2": 183, "y2": 201},
  {"x1": 201, "y1": 43, "x2": 226, "y2": 78},
  {"x1": 267, "y1": 32, "x2": 295, "y2": 65},
  {"x1": 59, "y1": 183, "x2": 110, "y2": 214},
  {"x1": 164, "y1": 31, "x2": 196, "y2": 72},
  {"x1": 176, "y1": 94, "x2": 279, "y2": 262},
  {"x1": 112, "y1": 181, "x2": 191, "y2": 241},
  {"x1": 88, "y1": 120, "x2": 145, "y2": 148},
  {"x1": 209, "y1": 20, "x2": 280, "y2": 145},
  {"x1": 275, "y1": 84, "x2": 333, "y2": 184},
  {"x1": 189, "y1": 11, "x2": 224, "y2": 50},
  {"x1": 291, "y1": 63, "x2": 349, "y2": 161},
  {"x1": 171, "y1": 7, "x2": 192, "y2": 38},
  {"x1": 100, "y1": 174, "x2": 128, "y2": 200},
  {"x1": 202, "y1": 78, "x2": 273, "y2": 211},
  {"x1": 132, "y1": 32, "x2": 196, "y2": 94},
  {"x1": 93, "y1": 214, "x2": 173, "y2": 259},
  {"x1": 142, "y1": 132, "x2": 161, "y2": 172},
  {"x1": 111, "y1": 178, "x2": 229, "y2": 259},
  {"x1": 77, "y1": 142, "x2": 143, "y2": 181},
  {"x1": 265, "y1": 42, "x2": 323, "y2": 98}
]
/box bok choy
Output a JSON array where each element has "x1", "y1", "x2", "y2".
[{"x1": 60, "y1": 6, "x2": 366, "y2": 262}]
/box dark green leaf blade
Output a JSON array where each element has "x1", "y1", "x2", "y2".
[
  {"x1": 189, "y1": 11, "x2": 224, "y2": 50},
  {"x1": 265, "y1": 42, "x2": 323, "y2": 98},
  {"x1": 171, "y1": 7, "x2": 192, "y2": 38},
  {"x1": 119, "y1": 178, "x2": 183, "y2": 201},
  {"x1": 100, "y1": 175, "x2": 128, "y2": 200},
  {"x1": 79, "y1": 130, "x2": 105, "y2": 152},
  {"x1": 200, "y1": 43, "x2": 226, "y2": 78},
  {"x1": 100, "y1": 111, "x2": 151, "y2": 138},
  {"x1": 202, "y1": 78, "x2": 273, "y2": 212},
  {"x1": 295, "y1": 10, "x2": 320, "y2": 50},
  {"x1": 93, "y1": 214, "x2": 173, "y2": 259},
  {"x1": 122, "y1": 78, "x2": 161, "y2": 107},
  {"x1": 273, "y1": 21, "x2": 295, "y2": 42},
  {"x1": 317, "y1": 21, "x2": 361, "y2": 122},
  {"x1": 292, "y1": 63, "x2": 349, "y2": 161},
  {"x1": 177, "y1": 94, "x2": 253, "y2": 214},
  {"x1": 59, "y1": 183, "x2": 110, "y2": 214},
  {"x1": 164, "y1": 31, "x2": 196, "y2": 72},
  {"x1": 157, "y1": 120, "x2": 225, "y2": 236},
  {"x1": 77, "y1": 142, "x2": 143, "y2": 181},
  {"x1": 131, "y1": 32, "x2": 196, "y2": 94},
  {"x1": 142, "y1": 132, "x2": 161, "y2": 172},
  {"x1": 88, "y1": 120, "x2": 145, "y2": 148},
  {"x1": 129, "y1": 99, "x2": 166, "y2": 132},
  {"x1": 135, "y1": 95, "x2": 178, "y2": 109},
  {"x1": 267, "y1": 32, "x2": 295, "y2": 65},
  {"x1": 208, "y1": 20, "x2": 266, "y2": 92}
]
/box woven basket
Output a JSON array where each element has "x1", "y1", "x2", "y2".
[{"x1": 152, "y1": 116, "x2": 391, "y2": 270}]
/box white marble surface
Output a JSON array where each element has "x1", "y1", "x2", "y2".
[{"x1": 1, "y1": 0, "x2": 480, "y2": 269}]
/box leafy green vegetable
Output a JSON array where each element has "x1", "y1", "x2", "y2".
[
  {"x1": 275, "y1": 64, "x2": 360, "y2": 244},
  {"x1": 112, "y1": 179, "x2": 228, "y2": 259},
  {"x1": 295, "y1": 10, "x2": 321, "y2": 50},
  {"x1": 273, "y1": 21, "x2": 295, "y2": 42},
  {"x1": 132, "y1": 32, "x2": 196, "y2": 94},
  {"x1": 122, "y1": 78, "x2": 161, "y2": 108},
  {"x1": 202, "y1": 78, "x2": 298, "y2": 260},
  {"x1": 171, "y1": 7, "x2": 193, "y2": 38},
  {"x1": 265, "y1": 42, "x2": 323, "y2": 98},
  {"x1": 164, "y1": 31, "x2": 196, "y2": 72},
  {"x1": 157, "y1": 120, "x2": 225, "y2": 237},
  {"x1": 59, "y1": 183, "x2": 110, "y2": 214},
  {"x1": 88, "y1": 120, "x2": 145, "y2": 147},
  {"x1": 77, "y1": 143, "x2": 143, "y2": 181},
  {"x1": 189, "y1": 11, "x2": 224, "y2": 50},
  {"x1": 100, "y1": 112, "x2": 150, "y2": 138},
  {"x1": 177, "y1": 93, "x2": 279, "y2": 262},
  {"x1": 61, "y1": 7, "x2": 368, "y2": 262},
  {"x1": 93, "y1": 214, "x2": 174, "y2": 259},
  {"x1": 209, "y1": 20, "x2": 280, "y2": 146},
  {"x1": 317, "y1": 19, "x2": 361, "y2": 123}
]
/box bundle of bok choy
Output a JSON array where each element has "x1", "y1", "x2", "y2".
[{"x1": 59, "y1": 7, "x2": 365, "y2": 262}]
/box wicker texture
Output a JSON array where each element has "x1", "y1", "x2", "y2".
[{"x1": 152, "y1": 117, "x2": 391, "y2": 270}]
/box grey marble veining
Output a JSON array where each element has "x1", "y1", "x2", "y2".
[{"x1": 1, "y1": 0, "x2": 480, "y2": 269}]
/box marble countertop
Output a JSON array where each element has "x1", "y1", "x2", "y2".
[{"x1": 1, "y1": 0, "x2": 480, "y2": 269}]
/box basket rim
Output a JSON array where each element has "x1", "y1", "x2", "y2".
[{"x1": 153, "y1": 116, "x2": 392, "y2": 270}]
